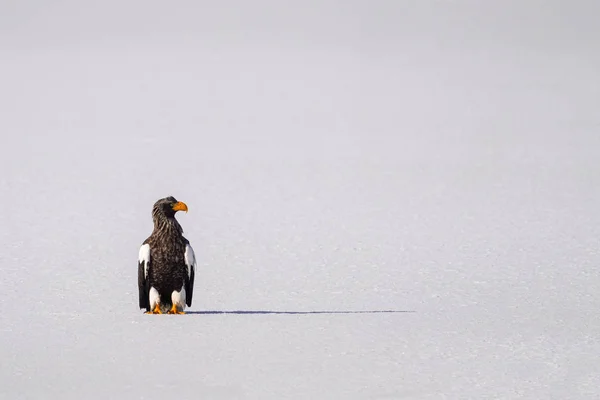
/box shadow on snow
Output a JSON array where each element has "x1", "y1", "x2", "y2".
[{"x1": 187, "y1": 310, "x2": 415, "y2": 315}]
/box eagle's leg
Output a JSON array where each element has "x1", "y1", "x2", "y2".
[
  {"x1": 145, "y1": 287, "x2": 162, "y2": 314},
  {"x1": 168, "y1": 304, "x2": 185, "y2": 315},
  {"x1": 168, "y1": 289, "x2": 186, "y2": 314}
]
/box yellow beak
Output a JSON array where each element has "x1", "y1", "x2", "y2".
[{"x1": 172, "y1": 201, "x2": 188, "y2": 213}]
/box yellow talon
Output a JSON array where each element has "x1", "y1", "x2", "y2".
[
  {"x1": 145, "y1": 304, "x2": 162, "y2": 314},
  {"x1": 168, "y1": 304, "x2": 185, "y2": 315}
]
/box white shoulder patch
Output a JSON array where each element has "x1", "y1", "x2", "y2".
[
  {"x1": 184, "y1": 244, "x2": 196, "y2": 279},
  {"x1": 139, "y1": 244, "x2": 151, "y2": 278}
]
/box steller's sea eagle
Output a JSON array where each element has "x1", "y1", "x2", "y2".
[{"x1": 138, "y1": 196, "x2": 196, "y2": 314}]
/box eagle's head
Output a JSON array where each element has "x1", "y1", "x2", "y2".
[{"x1": 152, "y1": 196, "x2": 188, "y2": 219}]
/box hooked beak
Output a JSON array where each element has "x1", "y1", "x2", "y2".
[{"x1": 172, "y1": 201, "x2": 188, "y2": 213}]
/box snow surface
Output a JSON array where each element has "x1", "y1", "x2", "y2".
[{"x1": 1, "y1": 1, "x2": 600, "y2": 399}]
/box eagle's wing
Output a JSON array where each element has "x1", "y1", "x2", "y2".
[
  {"x1": 184, "y1": 243, "x2": 196, "y2": 307},
  {"x1": 138, "y1": 243, "x2": 151, "y2": 311}
]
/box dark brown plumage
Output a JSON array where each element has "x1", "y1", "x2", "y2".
[{"x1": 138, "y1": 196, "x2": 196, "y2": 314}]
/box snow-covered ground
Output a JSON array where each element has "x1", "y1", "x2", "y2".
[{"x1": 1, "y1": 1, "x2": 599, "y2": 399}]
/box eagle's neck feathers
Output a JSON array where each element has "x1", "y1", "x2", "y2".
[{"x1": 151, "y1": 209, "x2": 183, "y2": 238}]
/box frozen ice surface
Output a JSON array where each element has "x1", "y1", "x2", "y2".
[{"x1": 1, "y1": 1, "x2": 599, "y2": 399}]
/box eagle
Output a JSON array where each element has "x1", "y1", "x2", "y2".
[{"x1": 138, "y1": 196, "x2": 196, "y2": 314}]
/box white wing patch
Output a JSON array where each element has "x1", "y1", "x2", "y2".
[
  {"x1": 138, "y1": 244, "x2": 151, "y2": 278},
  {"x1": 184, "y1": 244, "x2": 196, "y2": 279}
]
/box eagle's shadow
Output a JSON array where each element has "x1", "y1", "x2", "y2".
[{"x1": 186, "y1": 310, "x2": 414, "y2": 315}]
